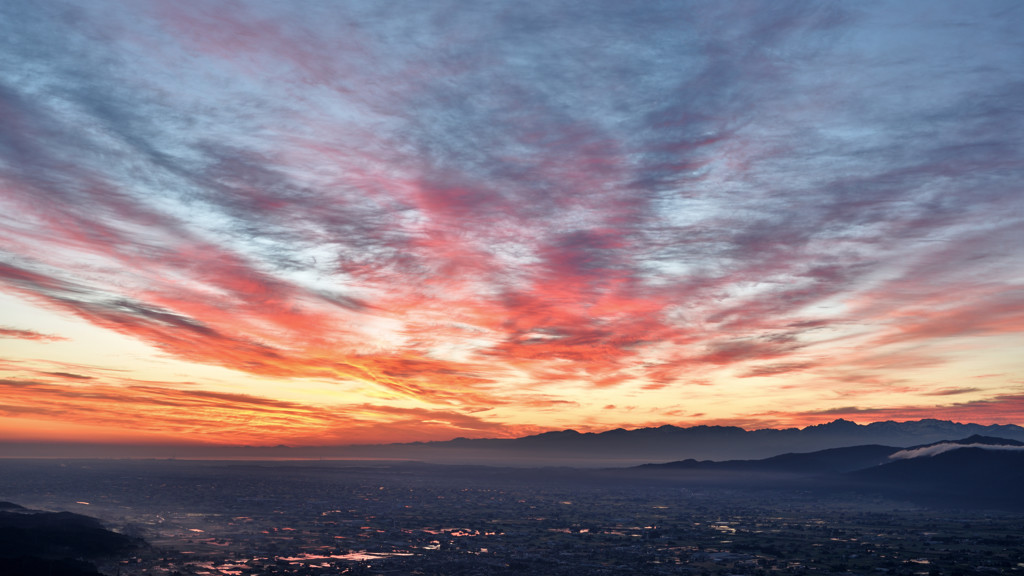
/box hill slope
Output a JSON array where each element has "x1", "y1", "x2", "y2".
[{"x1": 0, "y1": 504, "x2": 141, "y2": 576}]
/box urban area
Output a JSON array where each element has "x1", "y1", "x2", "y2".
[{"x1": 1, "y1": 459, "x2": 1022, "y2": 576}]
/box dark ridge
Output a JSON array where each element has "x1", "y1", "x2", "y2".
[
  {"x1": 638, "y1": 444, "x2": 900, "y2": 474},
  {"x1": 748, "y1": 443, "x2": 899, "y2": 473},
  {"x1": 905, "y1": 434, "x2": 1024, "y2": 450},
  {"x1": 632, "y1": 437, "x2": 1024, "y2": 511},
  {"x1": 0, "y1": 504, "x2": 143, "y2": 576},
  {"x1": 847, "y1": 447, "x2": 1024, "y2": 510},
  {"x1": 0, "y1": 556, "x2": 102, "y2": 576}
]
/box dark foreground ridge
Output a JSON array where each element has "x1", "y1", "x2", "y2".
[
  {"x1": 0, "y1": 502, "x2": 142, "y2": 576},
  {"x1": 848, "y1": 436, "x2": 1024, "y2": 510},
  {"x1": 635, "y1": 435, "x2": 1024, "y2": 510}
]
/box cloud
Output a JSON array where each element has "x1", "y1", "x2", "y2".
[
  {"x1": 699, "y1": 335, "x2": 806, "y2": 365},
  {"x1": 889, "y1": 443, "x2": 1024, "y2": 460},
  {"x1": 0, "y1": 327, "x2": 67, "y2": 342},
  {"x1": 0, "y1": 376, "x2": 527, "y2": 445},
  {"x1": 42, "y1": 372, "x2": 94, "y2": 380},
  {"x1": 922, "y1": 387, "x2": 981, "y2": 397},
  {"x1": 1, "y1": 0, "x2": 1023, "y2": 440},
  {"x1": 739, "y1": 362, "x2": 817, "y2": 378}
]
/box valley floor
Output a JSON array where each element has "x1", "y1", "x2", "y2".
[{"x1": 0, "y1": 459, "x2": 1021, "y2": 576}]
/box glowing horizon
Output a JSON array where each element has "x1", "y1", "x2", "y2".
[{"x1": 2, "y1": 1, "x2": 1023, "y2": 447}]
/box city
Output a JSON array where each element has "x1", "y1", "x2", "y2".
[{"x1": 2, "y1": 458, "x2": 1022, "y2": 575}]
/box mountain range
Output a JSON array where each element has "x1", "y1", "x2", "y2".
[
  {"x1": 3, "y1": 419, "x2": 1024, "y2": 465},
  {"x1": 276, "y1": 418, "x2": 1024, "y2": 465}
]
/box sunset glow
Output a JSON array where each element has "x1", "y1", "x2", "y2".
[{"x1": 1, "y1": 1, "x2": 1022, "y2": 447}]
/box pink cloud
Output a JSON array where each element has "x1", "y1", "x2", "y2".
[{"x1": 0, "y1": 0, "x2": 1021, "y2": 444}]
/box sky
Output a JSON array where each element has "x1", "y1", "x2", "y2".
[{"x1": 1, "y1": 0, "x2": 1023, "y2": 447}]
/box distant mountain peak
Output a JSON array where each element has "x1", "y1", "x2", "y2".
[
  {"x1": 956, "y1": 434, "x2": 1024, "y2": 446},
  {"x1": 821, "y1": 418, "x2": 859, "y2": 428},
  {"x1": 906, "y1": 435, "x2": 1024, "y2": 451},
  {"x1": 541, "y1": 429, "x2": 581, "y2": 436}
]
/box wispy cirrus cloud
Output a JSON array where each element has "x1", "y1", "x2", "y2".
[
  {"x1": 1, "y1": 0, "x2": 1022, "y2": 441},
  {"x1": 0, "y1": 327, "x2": 67, "y2": 342},
  {"x1": 0, "y1": 376, "x2": 531, "y2": 445}
]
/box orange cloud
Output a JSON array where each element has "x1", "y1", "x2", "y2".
[
  {"x1": 1, "y1": 0, "x2": 1022, "y2": 445},
  {"x1": 0, "y1": 377, "x2": 531, "y2": 446}
]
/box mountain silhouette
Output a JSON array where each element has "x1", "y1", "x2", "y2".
[
  {"x1": 634, "y1": 436, "x2": 1024, "y2": 510},
  {"x1": 0, "y1": 504, "x2": 142, "y2": 576},
  {"x1": 378, "y1": 419, "x2": 1024, "y2": 464},
  {"x1": 849, "y1": 444, "x2": 1024, "y2": 509},
  {"x1": 4, "y1": 419, "x2": 1024, "y2": 464},
  {"x1": 639, "y1": 443, "x2": 900, "y2": 474}
]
